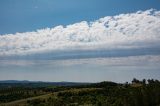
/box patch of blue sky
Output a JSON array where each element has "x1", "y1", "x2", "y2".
[{"x1": 0, "y1": 0, "x2": 160, "y2": 34}]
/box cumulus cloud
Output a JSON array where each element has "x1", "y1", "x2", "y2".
[{"x1": 0, "y1": 9, "x2": 160, "y2": 56}]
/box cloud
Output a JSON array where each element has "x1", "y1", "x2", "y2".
[
  {"x1": 0, "y1": 9, "x2": 160, "y2": 56},
  {"x1": 58, "y1": 55, "x2": 160, "y2": 67},
  {"x1": 1, "y1": 55, "x2": 160, "y2": 67}
]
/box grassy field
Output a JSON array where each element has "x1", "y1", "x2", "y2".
[
  {"x1": 0, "y1": 93, "x2": 52, "y2": 106},
  {"x1": 1, "y1": 88, "x2": 102, "y2": 106}
]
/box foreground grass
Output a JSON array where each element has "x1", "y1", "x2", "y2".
[{"x1": 0, "y1": 93, "x2": 53, "y2": 106}]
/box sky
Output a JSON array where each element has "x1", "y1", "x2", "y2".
[
  {"x1": 0, "y1": 0, "x2": 160, "y2": 82},
  {"x1": 1, "y1": 0, "x2": 160, "y2": 34}
]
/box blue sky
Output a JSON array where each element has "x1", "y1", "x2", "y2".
[
  {"x1": 0, "y1": 0, "x2": 160, "y2": 34},
  {"x1": 0, "y1": 0, "x2": 160, "y2": 82}
]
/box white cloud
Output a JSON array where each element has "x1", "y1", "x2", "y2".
[{"x1": 0, "y1": 9, "x2": 160, "y2": 56}]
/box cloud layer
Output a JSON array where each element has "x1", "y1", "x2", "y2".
[
  {"x1": 1, "y1": 55, "x2": 160, "y2": 67},
  {"x1": 0, "y1": 9, "x2": 160, "y2": 56}
]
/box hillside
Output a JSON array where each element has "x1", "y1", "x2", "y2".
[{"x1": 0, "y1": 79, "x2": 160, "y2": 106}]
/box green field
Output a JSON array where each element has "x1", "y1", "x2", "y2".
[{"x1": 0, "y1": 79, "x2": 160, "y2": 106}]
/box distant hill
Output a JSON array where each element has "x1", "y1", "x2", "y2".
[
  {"x1": 0, "y1": 80, "x2": 33, "y2": 83},
  {"x1": 0, "y1": 80, "x2": 91, "y2": 88}
]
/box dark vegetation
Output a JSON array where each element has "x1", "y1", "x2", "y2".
[{"x1": 0, "y1": 78, "x2": 160, "y2": 106}]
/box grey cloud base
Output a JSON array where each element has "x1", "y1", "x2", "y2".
[{"x1": 1, "y1": 47, "x2": 160, "y2": 60}]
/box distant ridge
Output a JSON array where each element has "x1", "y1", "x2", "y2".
[
  {"x1": 0, "y1": 80, "x2": 92, "y2": 87},
  {"x1": 0, "y1": 80, "x2": 33, "y2": 83}
]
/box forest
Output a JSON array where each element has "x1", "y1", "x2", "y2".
[{"x1": 0, "y1": 78, "x2": 160, "y2": 106}]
